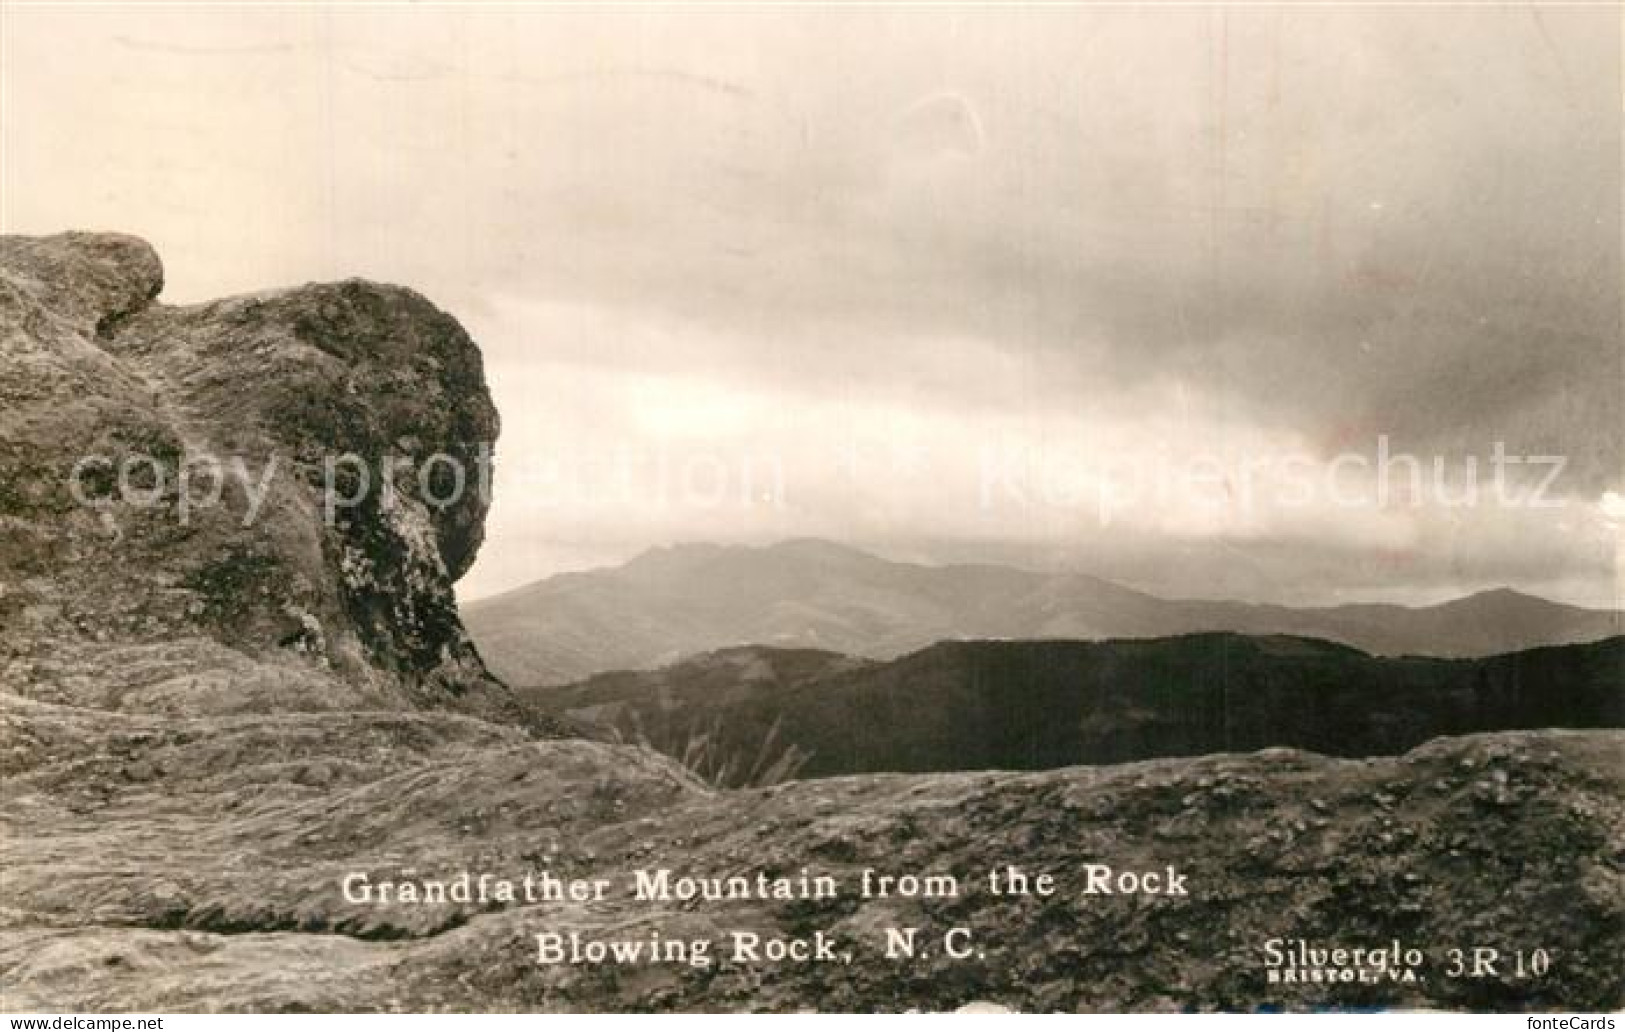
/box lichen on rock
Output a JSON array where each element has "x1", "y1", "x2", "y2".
[{"x1": 0, "y1": 231, "x2": 524, "y2": 724}]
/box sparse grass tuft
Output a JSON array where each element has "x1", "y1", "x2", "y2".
[{"x1": 613, "y1": 712, "x2": 813, "y2": 789}]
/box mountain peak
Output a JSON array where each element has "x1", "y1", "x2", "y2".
[
  {"x1": 1449, "y1": 587, "x2": 1554, "y2": 609},
  {"x1": 766, "y1": 538, "x2": 884, "y2": 563},
  {"x1": 619, "y1": 539, "x2": 885, "y2": 576},
  {"x1": 625, "y1": 541, "x2": 728, "y2": 564}
]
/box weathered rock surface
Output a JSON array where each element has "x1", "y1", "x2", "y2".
[
  {"x1": 2, "y1": 699, "x2": 1621, "y2": 1011},
  {"x1": 1, "y1": 232, "x2": 522, "y2": 723}
]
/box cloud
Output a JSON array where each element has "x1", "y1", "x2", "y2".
[{"x1": 4, "y1": 5, "x2": 1617, "y2": 603}]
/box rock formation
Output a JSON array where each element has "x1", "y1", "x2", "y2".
[{"x1": 1, "y1": 232, "x2": 523, "y2": 723}]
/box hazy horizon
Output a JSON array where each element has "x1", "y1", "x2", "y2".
[
  {"x1": 455, "y1": 534, "x2": 1620, "y2": 612},
  {"x1": 5, "y1": 6, "x2": 1620, "y2": 609}
]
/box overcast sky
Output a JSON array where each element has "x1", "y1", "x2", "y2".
[{"x1": 4, "y1": 6, "x2": 1619, "y2": 606}]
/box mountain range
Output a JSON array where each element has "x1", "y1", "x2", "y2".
[
  {"x1": 466, "y1": 539, "x2": 1622, "y2": 685},
  {"x1": 524, "y1": 634, "x2": 1625, "y2": 786}
]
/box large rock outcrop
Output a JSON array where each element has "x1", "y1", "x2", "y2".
[{"x1": 0, "y1": 232, "x2": 523, "y2": 722}]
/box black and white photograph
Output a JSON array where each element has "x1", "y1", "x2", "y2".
[{"x1": 0, "y1": 1, "x2": 1620, "y2": 1017}]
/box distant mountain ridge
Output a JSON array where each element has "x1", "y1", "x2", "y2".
[
  {"x1": 524, "y1": 634, "x2": 1625, "y2": 785},
  {"x1": 465, "y1": 539, "x2": 1622, "y2": 685}
]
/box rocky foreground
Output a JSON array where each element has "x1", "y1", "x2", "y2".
[
  {"x1": 2, "y1": 235, "x2": 1620, "y2": 1012},
  {"x1": 0, "y1": 696, "x2": 1620, "y2": 1011}
]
